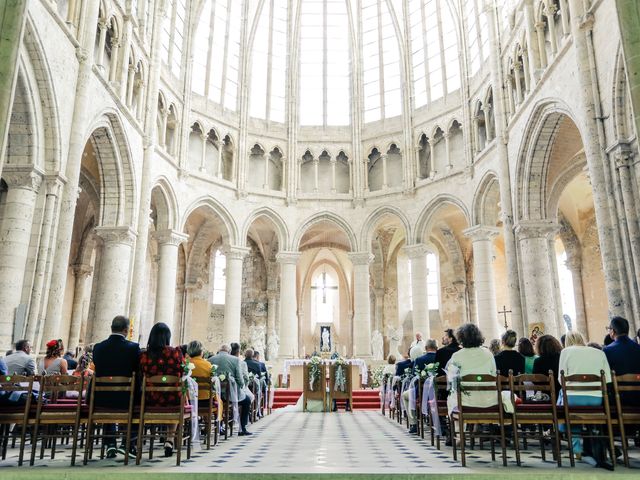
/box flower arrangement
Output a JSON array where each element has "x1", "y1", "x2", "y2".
[
  {"x1": 420, "y1": 362, "x2": 440, "y2": 379},
  {"x1": 308, "y1": 355, "x2": 322, "y2": 391},
  {"x1": 334, "y1": 356, "x2": 348, "y2": 392},
  {"x1": 370, "y1": 365, "x2": 386, "y2": 389},
  {"x1": 181, "y1": 359, "x2": 195, "y2": 394}
]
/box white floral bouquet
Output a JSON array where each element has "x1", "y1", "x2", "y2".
[
  {"x1": 420, "y1": 362, "x2": 440, "y2": 379},
  {"x1": 308, "y1": 356, "x2": 322, "y2": 391},
  {"x1": 334, "y1": 356, "x2": 348, "y2": 392}
]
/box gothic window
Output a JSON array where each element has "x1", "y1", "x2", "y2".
[
  {"x1": 192, "y1": 0, "x2": 242, "y2": 110},
  {"x1": 299, "y1": 0, "x2": 351, "y2": 126},
  {"x1": 426, "y1": 252, "x2": 439, "y2": 309},
  {"x1": 409, "y1": 0, "x2": 461, "y2": 108},
  {"x1": 464, "y1": 0, "x2": 489, "y2": 76},
  {"x1": 212, "y1": 249, "x2": 226, "y2": 304},
  {"x1": 161, "y1": 0, "x2": 186, "y2": 77},
  {"x1": 311, "y1": 266, "x2": 339, "y2": 324},
  {"x1": 555, "y1": 242, "x2": 576, "y2": 329},
  {"x1": 250, "y1": 0, "x2": 288, "y2": 122}
]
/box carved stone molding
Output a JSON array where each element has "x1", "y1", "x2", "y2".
[
  {"x1": 224, "y1": 245, "x2": 251, "y2": 260},
  {"x1": 348, "y1": 252, "x2": 375, "y2": 266},
  {"x1": 276, "y1": 251, "x2": 301, "y2": 265},
  {"x1": 402, "y1": 243, "x2": 430, "y2": 259},
  {"x1": 514, "y1": 220, "x2": 560, "y2": 240},
  {"x1": 463, "y1": 225, "x2": 500, "y2": 242},
  {"x1": 1, "y1": 166, "x2": 44, "y2": 192},
  {"x1": 94, "y1": 226, "x2": 137, "y2": 246},
  {"x1": 72, "y1": 264, "x2": 93, "y2": 278},
  {"x1": 153, "y1": 229, "x2": 189, "y2": 246}
]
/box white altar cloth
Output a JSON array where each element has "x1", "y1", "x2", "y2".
[{"x1": 282, "y1": 358, "x2": 368, "y2": 385}]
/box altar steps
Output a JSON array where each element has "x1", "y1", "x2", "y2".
[{"x1": 272, "y1": 389, "x2": 381, "y2": 410}]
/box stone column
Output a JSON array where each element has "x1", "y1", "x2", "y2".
[
  {"x1": 216, "y1": 140, "x2": 224, "y2": 178},
  {"x1": 263, "y1": 153, "x2": 270, "y2": 189},
  {"x1": 403, "y1": 244, "x2": 430, "y2": 339},
  {"x1": 313, "y1": 158, "x2": 319, "y2": 193},
  {"x1": 515, "y1": 221, "x2": 561, "y2": 337},
  {"x1": 153, "y1": 229, "x2": 188, "y2": 332},
  {"x1": 199, "y1": 132, "x2": 207, "y2": 172},
  {"x1": 381, "y1": 154, "x2": 388, "y2": 189},
  {"x1": 349, "y1": 252, "x2": 374, "y2": 358},
  {"x1": 223, "y1": 245, "x2": 249, "y2": 343},
  {"x1": 0, "y1": 0, "x2": 27, "y2": 175},
  {"x1": 535, "y1": 21, "x2": 548, "y2": 68},
  {"x1": 91, "y1": 227, "x2": 136, "y2": 342},
  {"x1": 444, "y1": 132, "x2": 452, "y2": 171},
  {"x1": 67, "y1": 264, "x2": 93, "y2": 351},
  {"x1": 330, "y1": 157, "x2": 337, "y2": 193},
  {"x1": 565, "y1": 256, "x2": 589, "y2": 339},
  {"x1": 465, "y1": 226, "x2": 501, "y2": 340},
  {"x1": 0, "y1": 167, "x2": 43, "y2": 349},
  {"x1": 277, "y1": 252, "x2": 300, "y2": 358},
  {"x1": 95, "y1": 21, "x2": 108, "y2": 69},
  {"x1": 546, "y1": 3, "x2": 559, "y2": 55},
  {"x1": 514, "y1": 62, "x2": 523, "y2": 104}
]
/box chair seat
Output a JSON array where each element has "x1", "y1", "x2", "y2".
[
  {"x1": 42, "y1": 403, "x2": 85, "y2": 411},
  {"x1": 144, "y1": 405, "x2": 192, "y2": 414},
  {"x1": 516, "y1": 403, "x2": 554, "y2": 412}
]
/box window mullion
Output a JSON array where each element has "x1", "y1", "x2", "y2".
[
  {"x1": 221, "y1": 0, "x2": 232, "y2": 106},
  {"x1": 323, "y1": 0, "x2": 328, "y2": 128},
  {"x1": 266, "y1": 0, "x2": 275, "y2": 121},
  {"x1": 377, "y1": 0, "x2": 385, "y2": 118}
]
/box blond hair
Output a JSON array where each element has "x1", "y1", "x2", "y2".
[{"x1": 564, "y1": 330, "x2": 586, "y2": 347}]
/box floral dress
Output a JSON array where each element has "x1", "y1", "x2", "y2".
[{"x1": 139, "y1": 346, "x2": 184, "y2": 406}]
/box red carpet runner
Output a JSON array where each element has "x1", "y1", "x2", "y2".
[{"x1": 272, "y1": 389, "x2": 381, "y2": 410}]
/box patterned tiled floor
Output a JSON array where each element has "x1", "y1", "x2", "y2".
[{"x1": 1, "y1": 411, "x2": 638, "y2": 473}]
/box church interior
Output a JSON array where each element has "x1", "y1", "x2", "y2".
[{"x1": 1, "y1": 0, "x2": 640, "y2": 476}]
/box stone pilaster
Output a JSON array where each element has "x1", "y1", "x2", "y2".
[
  {"x1": 276, "y1": 251, "x2": 300, "y2": 358},
  {"x1": 153, "y1": 229, "x2": 188, "y2": 332},
  {"x1": 0, "y1": 167, "x2": 43, "y2": 349},
  {"x1": 515, "y1": 221, "x2": 561, "y2": 337},
  {"x1": 67, "y1": 264, "x2": 93, "y2": 351},
  {"x1": 403, "y1": 244, "x2": 430, "y2": 339},
  {"x1": 223, "y1": 245, "x2": 250, "y2": 343},
  {"x1": 564, "y1": 256, "x2": 589, "y2": 339},
  {"x1": 348, "y1": 252, "x2": 374, "y2": 358},
  {"x1": 465, "y1": 225, "x2": 501, "y2": 340},
  {"x1": 91, "y1": 227, "x2": 136, "y2": 342}
]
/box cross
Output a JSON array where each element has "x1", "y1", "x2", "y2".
[
  {"x1": 311, "y1": 271, "x2": 338, "y2": 303},
  {"x1": 499, "y1": 305, "x2": 512, "y2": 330}
]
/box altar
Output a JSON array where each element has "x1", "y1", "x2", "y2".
[{"x1": 282, "y1": 359, "x2": 368, "y2": 390}]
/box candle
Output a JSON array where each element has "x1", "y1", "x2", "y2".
[{"x1": 343, "y1": 345, "x2": 347, "y2": 357}]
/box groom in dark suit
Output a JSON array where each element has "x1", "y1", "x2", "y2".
[{"x1": 93, "y1": 316, "x2": 141, "y2": 458}]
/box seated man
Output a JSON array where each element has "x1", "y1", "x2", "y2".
[
  {"x1": 92, "y1": 315, "x2": 140, "y2": 459},
  {"x1": 4, "y1": 339, "x2": 36, "y2": 376},
  {"x1": 414, "y1": 339, "x2": 438, "y2": 374},
  {"x1": 208, "y1": 344, "x2": 252, "y2": 436},
  {"x1": 435, "y1": 329, "x2": 460, "y2": 377},
  {"x1": 604, "y1": 316, "x2": 640, "y2": 406},
  {"x1": 395, "y1": 350, "x2": 413, "y2": 377}
]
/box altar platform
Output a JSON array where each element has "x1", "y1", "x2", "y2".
[
  {"x1": 272, "y1": 389, "x2": 381, "y2": 410},
  {"x1": 278, "y1": 358, "x2": 369, "y2": 390}
]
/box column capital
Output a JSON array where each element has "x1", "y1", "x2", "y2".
[
  {"x1": 153, "y1": 229, "x2": 189, "y2": 246},
  {"x1": 224, "y1": 245, "x2": 251, "y2": 260},
  {"x1": 72, "y1": 263, "x2": 93, "y2": 278},
  {"x1": 276, "y1": 251, "x2": 301, "y2": 265},
  {"x1": 564, "y1": 255, "x2": 582, "y2": 272},
  {"x1": 464, "y1": 225, "x2": 500, "y2": 242},
  {"x1": 2, "y1": 166, "x2": 44, "y2": 191},
  {"x1": 94, "y1": 226, "x2": 137, "y2": 246},
  {"x1": 514, "y1": 220, "x2": 560, "y2": 239},
  {"x1": 402, "y1": 243, "x2": 430, "y2": 259},
  {"x1": 348, "y1": 252, "x2": 375, "y2": 266}
]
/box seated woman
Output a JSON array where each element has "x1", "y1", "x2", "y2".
[
  {"x1": 532, "y1": 334, "x2": 563, "y2": 393},
  {"x1": 39, "y1": 339, "x2": 68, "y2": 376},
  {"x1": 517, "y1": 337, "x2": 538, "y2": 374},
  {"x1": 558, "y1": 330, "x2": 611, "y2": 460},
  {"x1": 446, "y1": 323, "x2": 497, "y2": 413},
  {"x1": 139, "y1": 322, "x2": 184, "y2": 457},
  {"x1": 188, "y1": 340, "x2": 223, "y2": 424},
  {"x1": 494, "y1": 330, "x2": 525, "y2": 376},
  {"x1": 382, "y1": 355, "x2": 397, "y2": 376}
]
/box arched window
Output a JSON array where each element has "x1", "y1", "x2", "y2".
[
  {"x1": 311, "y1": 265, "x2": 339, "y2": 325},
  {"x1": 299, "y1": 0, "x2": 351, "y2": 126},
  {"x1": 192, "y1": 0, "x2": 242, "y2": 110},
  {"x1": 464, "y1": 0, "x2": 489, "y2": 76},
  {"x1": 555, "y1": 241, "x2": 576, "y2": 331},
  {"x1": 409, "y1": 0, "x2": 460, "y2": 108},
  {"x1": 362, "y1": 0, "x2": 402, "y2": 122},
  {"x1": 426, "y1": 252, "x2": 439, "y2": 309},
  {"x1": 212, "y1": 249, "x2": 226, "y2": 304},
  {"x1": 250, "y1": 0, "x2": 288, "y2": 122},
  {"x1": 161, "y1": 0, "x2": 186, "y2": 77}
]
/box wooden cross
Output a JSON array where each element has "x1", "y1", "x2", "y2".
[
  {"x1": 499, "y1": 305, "x2": 512, "y2": 330},
  {"x1": 311, "y1": 271, "x2": 338, "y2": 303}
]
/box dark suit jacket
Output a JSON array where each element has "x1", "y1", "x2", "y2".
[
  {"x1": 92, "y1": 334, "x2": 141, "y2": 409},
  {"x1": 604, "y1": 336, "x2": 640, "y2": 405},
  {"x1": 245, "y1": 358, "x2": 262, "y2": 377},
  {"x1": 395, "y1": 358, "x2": 413, "y2": 377},
  {"x1": 434, "y1": 343, "x2": 460, "y2": 376},
  {"x1": 414, "y1": 352, "x2": 437, "y2": 374}
]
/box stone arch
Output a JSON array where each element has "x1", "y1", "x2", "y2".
[
  {"x1": 546, "y1": 152, "x2": 588, "y2": 219},
  {"x1": 414, "y1": 194, "x2": 470, "y2": 244},
  {"x1": 4, "y1": 67, "x2": 37, "y2": 169},
  {"x1": 612, "y1": 48, "x2": 635, "y2": 141},
  {"x1": 180, "y1": 196, "x2": 238, "y2": 245},
  {"x1": 472, "y1": 171, "x2": 501, "y2": 226},
  {"x1": 241, "y1": 207, "x2": 290, "y2": 251},
  {"x1": 293, "y1": 212, "x2": 357, "y2": 252},
  {"x1": 360, "y1": 206, "x2": 412, "y2": 248},
  {"x1": 150, "y1": 177, "x2": 180, "y2": 231},
  {"x1": 83, "y1": 110, "x2": 137, "y2": 228},
  {"x1": 514, "y1": 99, "x2": 583, "y2": 221}
]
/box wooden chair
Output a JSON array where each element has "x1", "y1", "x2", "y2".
[
  {"x1": 0, "y1": 374, "x2": 35, "y2": 465},
  {"x1": 329, "y1": 363, "x2": 352, "y2": 412},
  {"x1": 220, "y1": 379, "x2": 233, "y2": 438},
  {"x1": 30, "y1": 374, "x2": 86, "y2": 466},
  {"x1": 84, "y1": 375, "x2": 136, "y2": 465},
  {"x1": 508, "y1": 372, "x2": 561, "y2": 467},
  {"x1": 611, "y1": 372, "x2": 640, "y2": 467},
  {"x1": 426, "y1": 375, "x2": 448, "y2": 449},
  {"x1": 559, "y1": 370, "x2": 615, "y2": 468},
  {"x1": 303, "y1": 362, "x2": 327, "y2": 412},
  {"x1": 449, "y1": 373, "x2": 511, "y2": 467},
  {"x1": 193, "y1": 375, "x2": 218, "y2": 449},
  {"x1": 135, "y1": 375, "x2": 191, "y2": 466}
]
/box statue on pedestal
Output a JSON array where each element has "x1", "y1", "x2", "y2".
[
  {"x1": 249, "y1": 324, "x2": 266, "y2": 356},
  {"x1": 371, "y1": 329, "x2": 384, "y2": 360},
  {"x1": 267, "y1": 329, "x2": 279, "y2": 359},
  {"x1": 320, "y1": 326, "x2": 331, "y2": 352},
  {"x1": 387, "y1": 325, "x2": 403, "y2": 359}
]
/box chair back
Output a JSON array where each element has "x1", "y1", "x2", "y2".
[
  {"x1": 193, "y1": 375, "x2": 215, "y2": 411},
  {"x1": 141, "y1": 374, "x2": 184, "y2": 404},
  {"x1": 87, "y1": 375, "x2": 135, "y2": 414},
  {"x1": 509, "y1": 372, "x2": 557, "y2": 403},
  {"x1": 38, "y1": 374, "x2": 85, "y2": 405},
  {"x1": 454, "y1": 373, "x2": 503, "y2": 415},
  {"x1": 559, "y1": 370, "x2": 611, "y2": 420},
  {"x1": 612, "y1": 372, "x2": 640, "y2": 411},
  {"x1": 0, "y1": 374, "x2": 35, "y2": 413}
]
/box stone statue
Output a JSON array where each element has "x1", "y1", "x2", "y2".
[
  {"x1": 267, "y1": 329, "x2": 279, "y2": 360},
  {"x1": 371, "y1": 329, "x2": 384, "y2": 361},
  {"x1": 321, "y1": 326, "x2": 331, "y2": 352},
  {"x1": 387, "y1": 325, "x2": 403, "y2": 359},
  {"x1": 249, "y1": 324, "x2": 266, "y2": 356}
]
